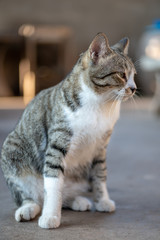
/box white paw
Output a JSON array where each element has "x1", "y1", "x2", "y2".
[
  {"x1": 38, "y1": 215, "x2": 61, "y2": 229},
  {"x1": 15, "y1": 203, "x2": 41, "y2": 221},
  {"x1": 72, "y1": 196, "x2": 92, "y2": 211},
  {"x1": 95, "y1": 199, "x2": 116, "y2": 212}
]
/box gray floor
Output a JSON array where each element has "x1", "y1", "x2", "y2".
[{"x1": 0, "y1": 107, "x2": 160, "y2": 240}]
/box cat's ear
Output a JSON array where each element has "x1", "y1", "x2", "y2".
[
  {"x1": 89, "y1": 33, "x2": 112, "y2": 63},
  {"x1": 112, "y1": 37, "x2": 129, "y2": 55}
]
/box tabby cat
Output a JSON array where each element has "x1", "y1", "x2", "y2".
[{"x1": 1, "y1": 33, "x2": 136, "y2": 229}]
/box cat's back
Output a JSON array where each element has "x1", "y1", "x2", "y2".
[{"x1": 11, "y1": 83, "x2": 63, "y2": 134}]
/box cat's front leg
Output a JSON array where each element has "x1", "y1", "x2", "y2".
[
  {"x1": 38, "y1": 132, "x2": 68, "y2": 229},
  {"x1": 91, "y1": 150, "x2": 115, "y2": 212},
  {"x1": 38, "y1": 174, "x2": 64, "y2": 229}
]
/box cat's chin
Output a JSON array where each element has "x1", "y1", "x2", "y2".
[{"x1": 122, "y1": 94, "x2": 134, "y2": 102}]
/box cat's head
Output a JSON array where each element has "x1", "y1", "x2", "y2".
[{"x1": 81, "y1": 33, "x2": 136, "y2": 101}]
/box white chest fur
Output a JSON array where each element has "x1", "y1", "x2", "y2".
[{"x1": 64, "y1": 81, "x2": 121, "y2": 169}]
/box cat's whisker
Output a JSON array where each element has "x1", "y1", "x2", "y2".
[
  {"x1": 134, "y1": 57, "x2": 143, "y2": 66},
  {"x1": 134, "y1": 58, "x2": 143, "y2": 74},
  {"x1": 119, "y1": 94, "x2": 124, "y2": 102},
  {"x1": 134, "y1": 94, "x2": 141, "y2": 100},
  {"x1": 135, "y1": 89, "x2": 142, "y2": 97},
  {"x1": 129, "y1": 95, "x2": 138, "y2": 109},
  {"x1": 104, "y1": 94, "x2": 117, "y2": 104},
  {"x1": 108, "y1": 94, "x2": 120, "y2": 119},
  {"x1": 134, "y1": 66, "x2": 142, "y2": 74},
  {"x1": 133, "y1": 89, "x2": 143, "y2": 101}
]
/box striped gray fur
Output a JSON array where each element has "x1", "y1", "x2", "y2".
[{"x1": 0, "y1": 33, "x2": 136, "y2": 228}]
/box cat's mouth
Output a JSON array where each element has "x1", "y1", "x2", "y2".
[
  {"x1": 122, "y1": 91, "x2": 135, "y2": 101},
  {"x1": 116, "y1": 87, "x2": 136, "y2": 101}
]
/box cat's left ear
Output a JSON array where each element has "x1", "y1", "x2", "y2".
[
  {"x1": 112, "y1": 37, "x2": 129, "y2": 55},
  {"x1": 89, "y1": 33, "x2": 112, "y2": 63}
]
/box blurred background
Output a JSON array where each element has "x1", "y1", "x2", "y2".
[
  {"x1": 0, "y1": 0, "x2": 160, "y2": 108},
  {"x1": 0, "y1": 1, "x2": 160, "y2": 239}
]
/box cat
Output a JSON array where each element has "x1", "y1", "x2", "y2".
[{"x1": 1, "y1": 33, "x2": 136, "y2": 229}]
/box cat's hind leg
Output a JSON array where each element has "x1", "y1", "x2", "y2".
[
  {"x1": 15, "y1": 200, "x2": 41, "y2": 222},
  {"x1": 90, "y1": 157, "x2": 116, "y2": 213},
  {"x1": 63, "y1": 180, "x2": 93, "y2": 211},
  {"x1": 70, "y1": 196, "x2": 92, "y2": 211},
  {"x1": 7, "y1": 178, "x2": 41, "y2": 221}
]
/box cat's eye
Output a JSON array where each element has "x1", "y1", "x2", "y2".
[
  {"x1": 100, "y1": 71, "x2": 127, "y2": 81},
  {"x1": 117, "y1": 72, "x2": 127, "y2": 81},
  {"x1": 100, "y1": 72, "x2": 117, "y2": 79}
]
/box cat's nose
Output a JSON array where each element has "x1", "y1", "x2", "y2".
[{"x1": 130, "y1": 87, "x2": 136, "y2": 94}]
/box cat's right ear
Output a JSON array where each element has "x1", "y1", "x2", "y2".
[{"x1": 89, "y1": 33, "x2": 112, "y2": 64}]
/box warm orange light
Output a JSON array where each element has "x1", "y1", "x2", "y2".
[
  {"x1": 19, "y1": 59, "x2": 30, "y2": 94},
  {"x1": 23, "y1": 71, "x2": 35, "y2": 105},
  {"x1": 18, "y1": 24, "x2": 35, "y2": 37}
]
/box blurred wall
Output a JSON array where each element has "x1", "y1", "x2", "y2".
[
  {"x1": 0, "y1": 0, "x2": 159, "y2": 94},
  {"x1": 0, "y1": 0, "x2": 159, "y2": 54}
]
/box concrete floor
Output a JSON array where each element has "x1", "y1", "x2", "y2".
[{"x1": 0, "y1": 106, "x2": 160, "y2": 240}]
